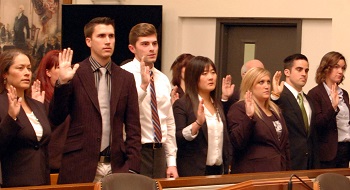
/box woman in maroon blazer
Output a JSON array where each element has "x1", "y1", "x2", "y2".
[
  {"x1": 0, "y1": 49, "x2": 51, "y2": 187},
  {"x1": 227, "y1": 67, "x2": 290, "y2": 173},
  {"x1": 308, "y1": 51, "x2": 350, "y2": 169},
  {"x1": 173, "y1": 56, "x2": 231, "y2": 176}
]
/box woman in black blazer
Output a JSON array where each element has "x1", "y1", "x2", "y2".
[
  {"x1": 227, "y1": 67, "x2": 290, "y2": 173},
  {"x1": 0, "y1": 49, "x2": 51, "y2": 187},
  {"x1": 173, "y1": 56, "x2": 231, "y2": 177}
]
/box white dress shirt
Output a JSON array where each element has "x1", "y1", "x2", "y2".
[
  {"x1": 27, "y1": 112, "x2": 43, "y2": 141},
  {"x1": 121, "y1": 58, "x2": 177, "y2": 167},
  {"x1": 182, "y1": 95, "x2": 224, "y2": 166}
]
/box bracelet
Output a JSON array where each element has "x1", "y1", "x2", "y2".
[
  {"x1": 271, "y1": 91, "x2": 280, "y2": 97},
  {"x1": 195, "y1": 120, "x2": 202, "y2": 127}
]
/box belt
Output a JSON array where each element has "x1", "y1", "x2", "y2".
[
  {"x1": 142, "y1": 143, "x2": 162, "y2": 149},
  {"x1": 99, "y1": 155, "x2": 111, "y2": 163}
]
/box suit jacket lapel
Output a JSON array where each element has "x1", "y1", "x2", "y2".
[
  {"x1": 77, "y1": 60, "x2": 100, "y2": 112},
  {"x1": 305, "y1": 94, "x2": 316, "y2": 135},
  {"x1": 110, "y1": 65, "x2": 123, "y2": 119},
  {"x1": 318, "y1": 84, "x2": 333, "y2": 108},
  {"x1": 257, "y1": 105, "x2": 280, "y2": 145},
  {"x1": 26, "y1": 98, "x2": 51, "y2": 144},
  {"x1": 282, "y1": 88, "x2": 308, "y2": 135},
  {"x1": 16, "y1": 101, "x2": 38, "y2": 142}
]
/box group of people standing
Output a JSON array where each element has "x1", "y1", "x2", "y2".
[
  {"x1": 170, "y1": 51, "x2": 350, "y2": 175},
  {"x1": 0, "y1": 15, "x2": 349, "y2": 188}
]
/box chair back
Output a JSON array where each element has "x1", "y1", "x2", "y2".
[
  {"x1": 101, "y1": 173, "x2": 162, "y2": 190},
  {"x1": 314, "y1": 173, "x2": 350, "y2": 190}
]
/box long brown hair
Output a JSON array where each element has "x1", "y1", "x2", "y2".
[
  {"x1": 170, "y1": 53, "x2": 194, "y2": 87},
  {"x1": 315, "y1": 51, "x2": 346, "y2": 84}
]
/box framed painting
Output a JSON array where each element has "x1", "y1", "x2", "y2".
[{"x1": 0, "y1": 0, "x2": 63, "y2": 72}]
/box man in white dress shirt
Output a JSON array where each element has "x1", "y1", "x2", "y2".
[{"x1": 121, "y1": 23, "x2": 178, "y2": 178}]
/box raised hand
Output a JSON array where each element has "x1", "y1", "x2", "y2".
[
  {"x1": 221, "y1": 75, "x2": 235, "y2": 101},
  {"x1": 58, "y1": 48, "x2": 79, "y2": 84},
  {"x1": 140, "y1": 56, "x2": 150, "y2": 91},
  {"x1": 272, "y1": 71, "x2": 284, "y2": 95},
  {"x1": 191, "y1": 99, "x2": 205, "y2": 136},
  {"x1": 331, "y1": 83, "x2": 339, "y2": 110},
  {"x1": 7, "y1": 85, "x2": 22, "y2": 120},
  {"x1": 245, "y1": 90, "x2": 254, "y2": 118},
  {"x1": 31, "y1": 79, "x2": 45, "y2": 103},
  {"x1": 196, "y1": 99, "x2": 205, "y2": 125},
  {"x1": 170, "y1": 85, "x2": 179, "y2": 105}
]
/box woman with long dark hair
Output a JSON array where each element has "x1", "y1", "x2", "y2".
[{"x1": 173, "y1": 56, "x2": 231, "y2": 176}]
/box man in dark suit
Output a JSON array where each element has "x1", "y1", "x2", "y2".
[
  {"x1": 13, "y1": 5, "x2": 30, "y2": 49},
  {"x1": 271, "y1": 54, "x2": 319, "y2": 170},
  {"x1": 49, "y1": 17, "x2": 141, "y2": 184}
]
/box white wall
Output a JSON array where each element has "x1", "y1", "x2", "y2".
[{"x1": 72, "y1": 0, "x2": 350, "y2": 92}]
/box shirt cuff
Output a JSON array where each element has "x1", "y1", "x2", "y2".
[
  {"x1": 167, "y1": 156, "x2": 177, "y2": 167},
  {"x1": 270, "y1": 94, "x2": 279, "y2": 100},
  {"x1": 182, "y1": 124, "x2": 198, "y2": 141}
]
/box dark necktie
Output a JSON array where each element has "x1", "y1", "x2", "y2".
[
  {"x1": 150, "y1": 70, "x2": 162, "y2": 143},
  {"x1": 297, "y1": 93, "x2": 309, "y2": 134},
  {"x1": 98, "y1": 68, "x2": 110, "y2": 151}
]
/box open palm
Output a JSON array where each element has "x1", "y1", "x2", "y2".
[{"x1": 58, "y1": 48, "x2": 79, "y2": 84}]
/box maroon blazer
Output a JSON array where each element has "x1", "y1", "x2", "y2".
[
  {"x1": 44, "y1": 101, "x2": 70, "y2": 171},
  {"x1": 307, "y1": 83, "x2": 350, "y2": 161},
  {"x1": 227, "y1": 101, "x2": 290, "y2": 173},
  {"x1": 173, "y1": 96, "x2": 231, "y2": 177},
  {"x1": 0, "y1": 92, "x2": 51, "y2": 187},
  {"x1": 49, "y1": 58, "x2": 141, "y2": 184}
]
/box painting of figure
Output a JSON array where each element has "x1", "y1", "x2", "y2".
[{"x1": 0, "y1": 0, "x2": 61, "y2": 73}]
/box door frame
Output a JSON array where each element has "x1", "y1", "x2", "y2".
[{"x1": 214, "y1": 18, "x2": 302, "y2": 97}]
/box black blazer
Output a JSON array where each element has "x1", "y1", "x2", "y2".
[
  {"x1": 274, "y1": 87, "x2": 320, "y2": 170},
  {"x1": 173, "y1": 96, "x2": 231, "y2": 177},
  {"x1": 308, "y1": 83, "x2": 350, "y2": 161},
  {"x1": 227, "y1": 100, "x2": 290, "y2": 173},
  {"x1": 49, "y1": 58, "x2": 141, "y2": 184},
  {"x1": 0, "y1": 92, "x2": 51, "y2": 187}
]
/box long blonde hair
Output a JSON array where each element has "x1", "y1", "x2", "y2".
[{"x1": 240, "y1": 67, "x2": 281, "y2": 119}]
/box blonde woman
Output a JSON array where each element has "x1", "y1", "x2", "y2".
[{"x1": 227, "y1": 67, "x2": 290, "y2": 173}]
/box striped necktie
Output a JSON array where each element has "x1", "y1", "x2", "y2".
[{"x1": 150, "y1": 70, "x2": 162, "y2": 143}]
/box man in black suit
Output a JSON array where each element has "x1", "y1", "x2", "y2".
[
  {"x1": 13, "y1": 5, "x2": 30, "y2": 49},
  {"x1": 271, "y1": 54, "x2": 319, "y2": 170}
]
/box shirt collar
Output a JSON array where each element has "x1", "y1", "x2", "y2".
[
  {"x1": 89, "y1": 56, "x2": 112, "y2": 74},
  {"x1": 284, "y1": 82, "x2": 303, "y2": 99}
]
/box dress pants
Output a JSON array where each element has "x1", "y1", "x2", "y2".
[{"x1": 140, "y1": 145, "x2": 166, "y2": 178}]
